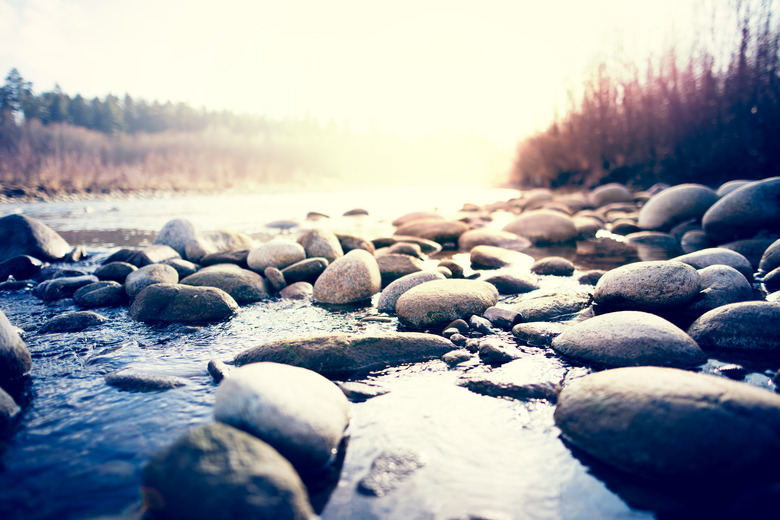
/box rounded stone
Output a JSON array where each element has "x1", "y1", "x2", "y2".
[
  {"x1": 39, "y1": 311, "x2": 107, "y2": 334},
  {"x1": 185, "y1": 230, "x2": 254, "y2": 263},
  {"x1": 161, "y1": 258, "x2": 198, "y2": 278},
  {"x1": 281, "y1": 258, "x2": 329, "y2": 284},
  {"x1": 264, "y1": 266, "x2": 287, "y2": 292},
  {"x1": 530, "y1": 256, "x2": 576, "y2": 276},
  {"x1": 105, "y1": 370, "x2": 189, "y2": 391},
  {"x1": 33, "y1": 274, "x2": 99, "y2": 301},
  {"x1": 181, "y1": 264, "x2": 269, "y2": 304},
  {"x1": 683, "y1": 265, "x2": 753, "y2": 318},
  {"x1": 377, "y1": 271, "x2": 446, "y2": 313},
  {"x1": 393, "y1": 219, "x2": 469, "y2": 245},
  {"x1": 594, "y1": 261, "x2": 700, "y2": 312},
  {"x1": 214, "y1": 362, "x2": 350, "y2": 472},
  {"x1": 672, "y1": 247, "x2": 754, "y2": 281},
  {"x1": 680, "y1": 230, "x2": 713, "y2": 254},
  {"x1": 313, "y1": 249, "x2": 381, "y2": 304},
  {"x1": 300, "y1": 229, "x2": 344, "y2": 263},
  {"x1": 0, "y1": 214, "x2": 71, "y2": 264},
  {"x1": 247, "y1": 239, "x2": 306, "y2": 273},
  {"x1": 470, "y1": 245, "x2": 535, "y2": 270},
  {"x1": 502, "y1": 210, "x2": 578, "y2": 244},
  {"x1": 125, "y1": 264, "x2": 179, "y2": 299},
  {"x1": 395, "y1": 279, "x2": 499, "y2": 329},
  {"x1": 74, "y1": 281, "x2": 128, "y2": 308},
  {"x1": 0, "y1": 309, "x2": 32, "y2": 387},
  {"x1": 590, "y1": 183, "x2": 634, "y2": 207},
  {"x1": 0, "y1": 386, "x2": 20, "y2": 430},
  {"x1": 0, "y1": 255, "x2": 43, "y2": 282},
  {"x1": 143, "y1": 422, "x2": 314, "y2": 520},
  {"x1": 511, "y1": 291, "x2": 592, "y2": 322},
  {"x1": 638, "y1": 184, "x2": 719, "y2": 231},
  {"x1": 129, "y1": 283, "x2": 239, "y2": 323},
  {"x1": 152, "y1": 218, "x2": 197, "y2": 257},
  {"x1": 554, "y1": 366, "x2": 780, "y2": 481},
  {"x1": 392, "y1": 211, "x2": 443, "y2": 227},
  {"x1": 687, "y1": 301, "x2": 780, "y2": 353},
  {"x1": 483, "y1": 272, "x2": 539, "y2": 294},
  {"x1": 279, "y1": 282, "x2": 313, "y2": 300},
  {"x1": 759, "y1": 238, "x2": 780, "y2": 274},
  {"x1": 551, "y1": 311, "x2": 706, "y2": 368},
  {"x1": 94, "y1": 262, "x2": 137, "y2": 283},
  {"x1": 376, "y1": 254, "x2": 425, "y2": 285},
  {"x1": 702, "y1": 177, "x2": 780, "y2": 242},
  {"x1": 457, "y1": 229, "x2": 531, "y2": 251}
]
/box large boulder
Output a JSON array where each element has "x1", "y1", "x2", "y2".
[
  {"x1": 125, "y1": 264, "x2": 179, "y2": 299},
  {"x1": 214, "y1": 362, "x2": 350, "y2": 472},
  {"x1": 377, "y1": 271, "x2": 446, "y2": 313},
  {"x1": 594, "y1": 261, "x2": 700, "y2": 313},
  {"x1": 395, "y1": 279, "x2": 498, "y2": 329},
  {"x1": 702, "y1": 177, "x2": 780, "y2": 242},
  {"x1": 129, "y1": 283, "x2": 238, "y2": 323},
  {"x1": 554, "y1": 366, "x2": 780, "y2": 481},
  {"x1": 393, "y1": 219, "x2": 469, "y2": 245},
  {"x1": 313, "y1": 250, "x2": 381, "y2": 304},
  {"x1": 687, "y1": 301, "x2": 780, "y2": 353},
  {"x1": 180, "y1": 264, "x2": 269, "y2": 304},
  {"x1": 234, "y1": 333, "x2": 456, "y2": 377},
  {"x1": 0, "y1": 309, "x2": 31, "y2": 389},
  {"x1": 152, "y1": 218, "x2": 197, "y2": 257},
  {"x1": 551, "y1": 311, "x2": 706, "y2": 368},
  {"x1": 247, "y1": 239, "x2": 306, "y2": 273},
  {"x1": 143, "y1": 422, "x2": 314, "y2": 520},
  {"x1": 502, "y1": 210, "x2": 577, "y2": 244},
  {"x1": 0, "y1": 214, "x2": 71, "y2": 264},
  {"x1": 637, "y1": 184, "x2": 719, "y2": 231}
]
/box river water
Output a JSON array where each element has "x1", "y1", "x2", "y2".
[{"x1": 0, "y1": 186, "x2": 773, "y2": 519}]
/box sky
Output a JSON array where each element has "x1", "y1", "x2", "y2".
[{"x1": 0, "y1": 0, "x2": 700, "y2": 147}]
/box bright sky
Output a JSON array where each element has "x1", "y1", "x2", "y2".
[{"x1": 0, "y1": 0, "x2": 698, "y2": 146}]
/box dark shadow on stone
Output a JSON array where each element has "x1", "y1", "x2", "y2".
[{"x1": 302, "y1": 435, "x2": 349, "y2": 514}]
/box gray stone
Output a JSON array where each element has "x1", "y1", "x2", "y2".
[
  {"x1": 457, "y1": 358, "x2": 562, "y2": 402},
  {"x1": 759, "y1": 238, "x2": 780, "y2": 274},
  {"x1": 357, "y1": 450, "x2": 426, "y2": 497},
  {"x1": 181, "y1": 264, "x2": 269, "y2": 304},
  {"x1": 469, "y1": 315, "x2": 493, "y2": 334},
  {"x1": 594, "y1": 261, "x2": 700, "y2": 312},
  {"x1": 281, "y1": 257, "x2": 329, "y2": 284},
  {"x1": 552, "y1": 311, "x2": 706, "y2": 368},
  {"x1": 442, "y1": 349, "x2": 473, "y2": 366},
  {"x1": 33, "y1": 274, "x2": 99, "y2": 301},
  {"x1": 0, "y1": 309, "x2": 31, "y2": 389},
  {"x1": 129, "y1": 283, "x2": 239, "y2": 323},
  {"x1": 638, "y1": 184, "x2": 719, "y2": 231},
  {"x1": 680, "y1": 229, "x2": 714, "y2": 254},
  {"x1": 383, "y1": 242, "x2": 424, "y2": 258},
  {"x1": 207, "y1": 359, "x2": 230, "y2": 384},
  {"x1": 0, "y1": 255, "x2": 43, "y2": 282},
  {"x1": 39, "y1": 311, "x2": 107, "y2": 333},
  {"x1": 393, "y1": 219, "x2": 468, "y2": 245},
  {"x1": 392, "y1": 211, "x2": 443, "y2": 227},
  {"x1": 0, "y1": 385, "x2": 20, "y2": 430},
  {"x1": 0, "y1": 214, "x2": 71, "y2": 263},
  {"x1": 483, "y1": 272, "x2": 539, "y2": 294},
  {"x1": 478, "y1": 338, "x2": 522, "y2": 364},
  {"x1": 336, "y1": 381, "x2": 389, "y2": 402},
  {"x1": 74, "y1": 281, "x2": 127, "y2": 308},
  {"x1": 673, "y1": 247, "x2": 754, "y2": 281},
  {"x1": 127, "y1": 244, "x2": 180, "y2": 267},
  {"x1": 125, "y1": 264, "x2": 179, "y2": 299},
  {"x1": 234, "y1": 333, "x2": 456, "y2": 377},
  {"x1": 161, "y1": 258, "x2": 199, "y2": 278},
  {"x1": 264, "y1": 266, "x2": 287, "y2": 292},
  {"x1": 185, "y1": 230, "x2": 254, "y2": 263},
  {"x1": 377, "y1": 254, "x2": 425, "y2": 286},
  {"x1": 377, "y1": 271, "x2": 445, "y2": 313},
  {"x1": 577, "y1": 270, "x2": 605, "y2": 285},
  {"x1": 247, "y1": 239, "x2": 306, "y2": 273},
  {"x1": 717, "y1": 179, "x2": 751, "y2": 197},
  {"x1": 687, "y1": 301, "x2": 780, "y2": 353},
  {"x1": 336, "y1": 233, "x2": 376, "y2": 255},
  {"x1": 590, "y1": 183, "x2": 634, "y2": 207},
  {"x1": 511, "y1": 292, "x2": 592, "y2": 322},
  {"x1": 703, "y1": 177, "x2": 780, "y2": 242},
  {"x1": 469, "y1": 245, "x2": 534, "y2": 269},
  {"x1": 764, "y1": 266, "x2": 780, "y2": 293},
  {"x1": 573, "y1": 215, "x2": 603, "y2": 239},
  {"x1": 105, "y1": 370, "x2": 188, "y2": 391},
  {"x1": 554, "y1": 366, "x2": 780, "y2": 481},
  {"x1": 395, "y1": 279, "x2": 499, "y2": 329},
  {"x1": 503, "y1": 210, "x2": 578, "y2": 244},
  {"x1": 512, "y1": 322, "x2": 569, "y2": 347},
  {"x1": 530, "y1": 256, "x2": 575, "y2": 276},
  {"x1": 94, "y1": 262, "x2": 136, "y2": 283},
  {"x1": 153, "y1": 218, "x2": 197, "y2": 257},
  {"x1": 437, "y1": 259, "x2": 464, "y2": 278},
  {"x1": 214, "y1": 362, "x2": 350, "y2": 471},
  {"x1": 313, "y1": 249, "x2": 381, "y2": 304},
  {"x1": 200, "y1": 249, "x2": 249, "y2": 267},
  {"x1": 682, "y1": 265, "x2": 753, "y2": 318},
  {"x1": 280, "y1": 282, "x2": 313, "y2": 299},
  {"x1": 719, "y1": 238, "x2": 778, "y2": 269},
  {"x1": 458, "y1": 229, "x2": 531, "y2": 251},
  {"x1": 300, "y1": 229, "x2": 344, "y2": 263},
  {"x1": 374, "y1": 235, "x2": 442, "y2": 254},
  {"x1": 143, "y1": 422, "x2": 314, "y2": 520}
]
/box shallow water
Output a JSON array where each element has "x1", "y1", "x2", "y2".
[{"x1": 0, "y1": 188, "x2": 776, "y2": 520}]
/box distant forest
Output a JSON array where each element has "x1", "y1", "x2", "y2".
[
  {"x1": 512, "y1": 0, "x2": 780, "y2": 189},
  {"x1": 0, "y1": 70, "x2": 499, "y2": 197}
]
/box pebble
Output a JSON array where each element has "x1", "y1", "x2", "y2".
[
  {"x1": 247, "y1": 238, "x2": 306, "y2": 272},
  {"x1": 530, "y1": 256, "x2": 575, "y2": 276},
  {"x1": 443, "y1": 349, "x2": 473, "y2": 366},
  {"x1": 512, "y1": 322, "x2": 569, "y2": 347},
  {"x1": 470, "y1": 245, "x2": 534, "y2": 269},
  {"x1": 511, "y1": 291, "x2": 592, "y2": 322},
  {"x1": 263, "y1": 266, "x2": 287, "y2": 292},
  {"x1": 279, "y1": 282, "x2": 314, "y2": 299},
  {"x1": 94, "y1": 261, "x2": 137, "y2": 283},
  {"x1": 483, "y1": 306, "x2": 521, "y2": 329},
  {"x1": 125, "y1": 264, "x2": 179, "y2": 299},
  {"x1": 478, "y1": 338, "x2": 522, "y2": 365},
  {"x1": 281, "y1": 257, "x2": 329, "y2": 284},
  {"x1": 73, "y1": 281, "x2": 128, "y2": 308},
  {"x1": 395, "y1": 279, "x2": 499, "y2": 329},
  {"x1": 207, "y1": 359, "x2": 231, "y2": 384},
  {"x1": 39, "y1": 311, "x2": 107, "y2": 333}
]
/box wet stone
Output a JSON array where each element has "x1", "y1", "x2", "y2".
[
  {"x1": 281, "y1": 257, "x2": 329, "y2": 284},
  {"x1": 0, "y1": 255, "x2": 43, "y2": 282},
  {"x1": 483, "y1": 272, "x2": 540, "y2": 294},
  {"x1": 512, "y1": 322, "x2": 569, "y2": 347},
  {"x1": 713, "y1": 363, "x2": 747, "y2": 380},
  {"x1": 263, "y1": 266, "x2": 287, "y2": 292},
  {"x1": 127, "y1": 244, "x2": 180, "y2": 267},
  {"x1": 279, "y1": 282, "x2": 313, "y2": 300},
  {"x1": 393, "y1": 219, "x2": 469, "y2": 246},
  {"x1": 511, "y1": 291, "x2": 592, "y2": 322},
  {"x1": 199, "y1": 249, "x2": 250, "y2": 268},
  {"x1": 300, "y1": 229, "x2": 344, "y2": 263},
  {"x1": 687, "y1": 301, "x2": 780, "y2": 353},
  {"x1": 681, "y1": 265, "x2": 753, "y2": 320},
  {"x1": 437, "y1": 259, "x2": 464, "y2": 278},
  {"x1": 336, "y1": 381, "x2": 389, "y2": 402},
  {"x1": 125, "y1": 264, "x2": 179, "y2": 299},
  {"x1": 377, "y1": 271, "x2": 446, "y2": 313},
  {"x1": 383, "y1": 242, "x2": 424, "y2": 258},
  {"x1": 469, "y1": 315, "x2": 493, "y2": 335},
  {"x1": 129, "y1": 283, "x2": 239, "y2": 324},
  {"x1": 161, "y1": 258, "x2": 199, "y2": 279},
  {"x1": 673, "y1": 247, "x2": 754, "y2": 281},
  {"x1": 483, "y1": 307, "x2": 521, "y2": 329},
  {"x1": 703, "y1": 177, "x2": 780, "y2": 242},
  {"x1": 357, "y1": 450, "x2": 426, "y2": 497},
  {"x1": 0, "y1": 309, "x2": 32, "y2": 387},
  {"x1": 458, "y1": 228, "x2": 531, "y2": 252},
  {"x1": 681, "y1": 230, "x2": 713, "y2": 254},
  {"x1": 33, "y1": 274, "x2": 99, "y2": 301},
  {"x1": 0, "y1": 214, "x2": 71, "y2": 264},
  {"x1": 502, "y1": 209, "x2": 578, "y2": 244},
  {"x1": 336, "y1": 233, "x2": 376, "y2": 255},
  {"x1": 313, "y1": 249, "x2": 381, "y2": 304},
  {"x1": 758, "y1": 238, "x2": 780, "y2": 274},
  {"x1": 577, "y1": 270, "x2": 605, "y2": 285},
  {"x1": 185, "y1": 230, "x2": 254, "y2": 263},
  {"x1": 443, "y1": 349, "x2": 473, "y2": 366},
  {"x1": 445, "y1": 319, "x2": 470, "y2": 335},
  {"x1": 152, "y1": 218, "x2": 197, "y2": 257},
  {"x1": 247, "y1": 239, "x2": 306, "y2": 272},
  {"x1": 478, "y1": 338, "x2": 522, "y2": 365},
  {"x1": 395, "y1": 279, "x2": 499, "y2": 329},
  {"x1": 470, "y1": 245, "x2": 534, "y2": 270},
  {"x1": 377, "y1": 254, "x2": 425, "y2": 286},
  {"x1": 94, "y1": 261, "x2": 137, "y2": 283},
  {"x1": 73, "y1": 281, "x2": 128, "y2": 308},
  {"x1": 530, "y1": 256, "x2": 575, "y2": 276},
  {"x1": 180, "y1": 264, "x2": 270, "y2": 304},
  {"x1": 207, "y1": 359, "x2": 231, "y2": 384},
  {"x1": 0, "y1": 386, "x2": 20, "y2": 430},
  {"x1": 39, "y1": 311, "x2": 107, "y2": 334},
  {"x1": 637, "y1": 183, "x2": 719, "y2": 231},
  {"x1": 105, "y1": 370, "x2": 188, "y2": 392}
]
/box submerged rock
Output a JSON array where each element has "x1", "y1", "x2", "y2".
[
  {"x1": 313, "y1": 249, "x2": 381, "y2": 304},
  {"x1": 357, "y1": 450, "x2": 426, "y2": 497},
  {"x1": 511, "y1": 292, "x2": 591, "y2": 322},
  {"x1": 552, "y1": 310, "x2": 705, "y2": 368},
  {"x1": 214, "y1": 362, "x2": 350, "y2": 472},
  {"x1": 129, "y1": 283, "x2": 239, "y2": 323},
  {"x1": 554, "y1": 366, "x2": 780, "y2": 481},
  {"x1": 512, "y1": 322, "x2": 569, "y2": 347},
  {"x1": 105, "y1": 370, "x2": 188, "y2": 391},
  {"x1": 395, "y1": 279, "x2": 499, "y2": 329},
  {"x1": 143, "y1": 422, "x2": 314, "y2": 520},
  {"x1": 39, "y1": 311, "x2": 107, "y2": 334},
  {"x1": 336, "y1": 381, "x2": 389, "y2": 402},
  {"x1": 0, "y1": 214, "x2": 71, "y2": 264},
  {"x1": 234, "y1": 333, "x2": 456, "y2": 377}
]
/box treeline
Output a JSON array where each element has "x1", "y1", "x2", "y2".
[{"x1": 512, "y1": 0, "x2": 780, "y2": 189}]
